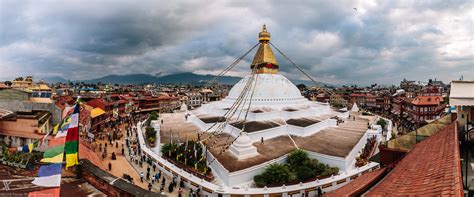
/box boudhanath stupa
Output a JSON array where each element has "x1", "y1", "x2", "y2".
[{"x1": 188, "y1": 25, "x2": 379, "y2": 186}]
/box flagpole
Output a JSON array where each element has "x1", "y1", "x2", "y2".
[{"x1": 75, "y1": 97, "x2": 81, "y2": 178}]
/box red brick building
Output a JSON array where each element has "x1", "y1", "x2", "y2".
[{"x1": 405, "y1": 95, "x2": 445, "y2": 123}]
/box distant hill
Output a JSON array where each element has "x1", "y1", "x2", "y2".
[
  {"x1": 43, "y1": 72, "x2": 330, "y2": 86},
  {"x1": 82, "y1": 74, "x2": 159, "y2": 84},
  {"x1": 41, "y1": 76, "x2": 68, "y2": 83},
  {"x1": 155, "y1": 73, "x2": 241, "y2": 85},
  {"x1": 76, "y1": 72, "x2": 241, "y2": 85}
]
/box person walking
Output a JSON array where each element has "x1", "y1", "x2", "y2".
[
  {"x1": 108, "y1": 162, "x2": 112, "y2": 171},
  {"x1": 178, "y1": 187, "x2": 183, "y2": 197},
  {"x1": 140, "y1": 172, "x2": 144, "y2": 183},
  {"x1": 151, "y1": 175, "x2": 155, "y2": 184}
]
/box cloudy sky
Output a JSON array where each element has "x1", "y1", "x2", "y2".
[{"x1": 0, "y1": 0, "x2": 472, "y2": 85}]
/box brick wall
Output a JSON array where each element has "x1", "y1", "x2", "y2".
[{"x1": 79, "y1": 159, "x2": 155, "y2": 197}]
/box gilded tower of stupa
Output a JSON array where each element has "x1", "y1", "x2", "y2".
[{"x1": 250, "y1": 25, "x2": 279, "y2": 74}]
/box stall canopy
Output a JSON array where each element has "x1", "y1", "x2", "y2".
[{"x1": 90, "y1": 108, "x2": 105, "y2": 119}]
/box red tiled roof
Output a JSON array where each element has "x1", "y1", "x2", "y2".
[
  {"x1": 365, "y1": 94, "x2": 375, "y2": 98},
  {"x1": 411, "y1": 95, "x2": 443, "y2": 106},
  {"x1": 350, "y1": 93, "x2": 366, "y2": 97},
  {"x1": 325, "y1": 167, "x2": 387, "y2": 197},
  {"x1": 393, "y1": 96, "x2": 406, "y2": 103},
  {"x1": 55, "y1": 95, "x2": 75, "y2": 110},
  {"x1": 365, "y1": 122, "x2": 463, "y2": 196}
]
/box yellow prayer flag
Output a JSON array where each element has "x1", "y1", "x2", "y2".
[
  {"x1": 40, "y1": 153, "x2": 64, "y2": 163},
  {"x1": 28, "y1": 143, "x2": 34, "y2": 153},
  {"x1": 65, "y1": 153, "x2": 78, "y2": 169}
]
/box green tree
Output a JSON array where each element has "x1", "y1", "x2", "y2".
[
  {"x1": 253, "y1": 163, "x2": 292, "y2": 187},
  {"x1": 296, "y1": 84, "x2": 307, "y2": 91},
  {"x1": 150, "y1": 111, "x2": 159, "y2": 120},
  {"x1": 287, "y1": 149, "x2": 309, "y2": 168},
  {"x1": 146, "y1": 127, "x2": 156, "y2": 138},
  {"x1": 161, "y1": 143, "x2": 177, "y2": 156},
  {"x1": 376, "y1": 118, "x2": 387, "y2": 130}
]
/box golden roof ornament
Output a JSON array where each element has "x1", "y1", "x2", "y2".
[{"x1": 258, "y1": 24, "x2": 271, "y2": 42}]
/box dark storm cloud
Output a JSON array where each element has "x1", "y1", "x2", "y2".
[{"x1": 0, "y1": 0, "x2": 472, "y2": 85}]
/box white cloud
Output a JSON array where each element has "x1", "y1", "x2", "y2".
[{"x1": 0, "y1": 0, "x2": 472, "y2": 84}]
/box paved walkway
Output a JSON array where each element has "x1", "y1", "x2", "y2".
[
  {"x1": 91, "y1": 124, "x2": 149, "y2": 190},
  {"x1": 127, "y1": 118, "x2": 192, "y2": 196}
]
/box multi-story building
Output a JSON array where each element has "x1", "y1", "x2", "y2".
[
  {"x1": 0, "y1": 88, "x2": 62, "y2": 124},
  {"x1": 0, "y1": 110, "x2": 52, "y2": 147},
  {"x1": 315, "y1": 93, "x2": 330, "y2": 103},
  {"x1": 84, "y1": 104, "x2": 106, "y2": 133},
  {"x1": 391, "y1": 96, "x2": 406, "y2": 116},
  {"x1": 185, "y1": 92, "x2": 204, "y2": 107},
  {"x1": 350, "y1": 93, "x2": 367, "y2": 108},
  {"x1": 400, "y1": 78, "x2": 422, "y2": 93},
  {"x1": 133, "y1": 93, "x2": 180, "y2": 113},
  {"x1": 366, "y1": 94, "x2": 376, "y2": 109},
  {"x1": 405, "y1": 95, "x2": 445, "y2": 123}
]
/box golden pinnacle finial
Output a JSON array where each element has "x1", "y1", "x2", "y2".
[{"x1": 258, "y1": 24, "x2": 271, "y2": 42}]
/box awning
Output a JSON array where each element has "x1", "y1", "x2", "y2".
[
  {"x1": 450, "y1": 98, "x2": 474, "y2": 106},
  {"x1": 90, "y1": 108, "x2": 106, "y2": 118},
  {"x1": 449, "y1": 81, "x2": 474, "y2": 106}
]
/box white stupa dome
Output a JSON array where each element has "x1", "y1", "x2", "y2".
[
  {"x1": 222, "y1": 74, "x2": 308, "y2": 108},
  {"x1": 229, "y1": 132, "x2": 258, "y2": 160},
  {"x1": 233, "y1": 132, "x2": 253, "y2": 147}
]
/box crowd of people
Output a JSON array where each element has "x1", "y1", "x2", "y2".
[{"x1": 89, "y1": 111, "x2": 198, "y2": 196}]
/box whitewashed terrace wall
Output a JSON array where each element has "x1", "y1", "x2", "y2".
[
  {"x1": 343, "y1": 131, "x2": 369, "y2": 170},
  {"x1": 306, "y1": 151, "x2": 347, "y2": 171},
  {"x1": 287, "y1": 119, "x2": 337, "y2": 137}
]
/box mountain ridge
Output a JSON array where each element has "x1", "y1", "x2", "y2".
[{"x1": 42, "y1": 72, "x2": 329, "y2": 86}]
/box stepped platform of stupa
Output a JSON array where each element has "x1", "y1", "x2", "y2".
[
  {"x1": 183, "y1": 25, "x2": 382, "y2": 186},
  {"x1": 206, "y1": 111, "x2": 374, "y2": 172}
]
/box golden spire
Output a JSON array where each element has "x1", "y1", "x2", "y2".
[
  {"x1": 258, "y1": 24, "x2": 271, "y2": 42},
  {"x1": 251, "y1": 24, "x2": 279, "y2": 74}
]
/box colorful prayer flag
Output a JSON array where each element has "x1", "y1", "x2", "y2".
[
  {"x1": 31, "y1": 163, "x2": 62, "y2": 187},
  {"x1": 40, "y1": 127, "x2": 69, "y2": 163},
  {"x1": 65, "y1": 105, "x2": 80, "y2": 169}
]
